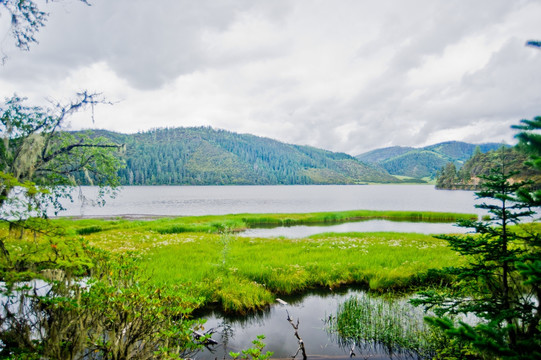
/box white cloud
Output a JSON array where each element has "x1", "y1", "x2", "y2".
[{"x1": 1, "y1": 0, "x2": 540, "y2": 155}]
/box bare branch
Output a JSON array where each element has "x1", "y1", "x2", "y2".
[
  {"x1": 1, "y1": 0, "x2": 92, "y2": 52},
  {"x1": 286, "y1": 310, "x2": 307, "y2": 360}
]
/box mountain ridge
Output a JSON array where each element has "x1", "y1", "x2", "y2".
[
  {"x1": 356, "y1": 141, "x2": 508, "y2": 179},
  {"x1": 86, "y1": 127, "x2": 400, "y2": 185}
]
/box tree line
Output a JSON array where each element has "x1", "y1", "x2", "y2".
[
  {"x1": 436, "y1": 146, "x2": 541, "y2": 190},
  {"x1": 78, "y1": 127, "x2": 397, "y2": 185}
]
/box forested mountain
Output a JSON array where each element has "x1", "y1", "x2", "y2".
[
  {"x1": 355, "y1": 146, "x2": 414, "y2": 164},
  {"x1": 86, "y1": 127, "x2": 399, "y2": 185},
  {"x1": 356, "y1": 141, "x2": 506, "y2": 179}
]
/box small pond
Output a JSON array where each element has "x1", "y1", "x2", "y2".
[
  {"x1": 196, "y1": 288, "x2": 429, "y2": 360},
  {"x1": 239, "y1": 219, "x2": 468, "y2": 238}
]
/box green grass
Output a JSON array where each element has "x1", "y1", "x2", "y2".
[
  {"x1": 132, "y1": 231, "x2": 462, "y2": 312},
  {"x1": 328, "y1": 293, "x2": 446, "y2": 359},
  {"x1": 3, "y1": 209, "x2": 480, "y2": 313}
]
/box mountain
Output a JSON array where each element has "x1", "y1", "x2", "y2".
[
  {"x1": 87, "y1": 127, "x2": 399, "y2": 185},
  {"x1": 356, "y1": 141, "x2": 507, "y2": 179},
  {"x1": 355, "y1": 146, "x2": 414, "y2": 164}
]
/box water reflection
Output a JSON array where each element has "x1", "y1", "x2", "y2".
[
  {"x1": 196, "y1": 288, "x2": 427, "y2": 360},
  {"x1": 239, "y1": 219, "x2": 469, "y2": 238}
]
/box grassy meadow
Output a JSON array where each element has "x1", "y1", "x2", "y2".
[
  {"x1": 2, "y1": 210, "x2": 477, "y2": 313},
  {"x1": 62, "y1": 210, "x2": 476, "y2": 312}
]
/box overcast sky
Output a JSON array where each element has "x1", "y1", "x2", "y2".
[{"x1": 1, "y1": 0, "x2": 541, "y2": 155}]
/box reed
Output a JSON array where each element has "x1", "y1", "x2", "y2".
[{"x1": 328, "y1": 293, "x2": 444, "y2": 359}]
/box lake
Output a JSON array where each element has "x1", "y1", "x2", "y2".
[
  {"x1": 58, "y1": 184, "x2": 479, "y2": 359},
  {"x1": 198, "y1": 289, "x2": 433, "y2": 360},
  {"x1": 60, "y1": 184, "x2": 480, "y2": 217}
]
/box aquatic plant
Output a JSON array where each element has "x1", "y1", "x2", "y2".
[{"x1": 328, "y1": 294, "x2": 444, "y2": 359}]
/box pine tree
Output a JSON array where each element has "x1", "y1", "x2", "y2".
[{"x1": 413, "y1": 148, "x2": 541, "y2": 359}]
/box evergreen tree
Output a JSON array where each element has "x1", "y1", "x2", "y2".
[
  {"x1": 413, "y1": 149, "x2": 541, "y2": 359},
  {"x1": 435, "y1": 162, "x2": 458, "y2": 189}
]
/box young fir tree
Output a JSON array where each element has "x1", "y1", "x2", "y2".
[{"x1": 413, "y1": 148, "x2": 541, "y2": 359}]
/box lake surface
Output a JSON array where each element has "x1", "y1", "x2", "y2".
[
  {"x1": 59, "y1": 185, "x2": 481, "y2": 217},
  {"x1": 198, "y1": 289, "x2": 427, "y2": 360}
]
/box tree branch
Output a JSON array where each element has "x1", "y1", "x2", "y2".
[
  {"x1": 41, "y1": 142, "x2": 122, "y2": 164},
  {"x1": 286, "y1": 310, "x2": 307, "y2": 360}
]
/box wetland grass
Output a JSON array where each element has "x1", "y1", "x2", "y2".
[
  {"x1": 134, "y1": 231, "x2": 462, "y2": 312},
  {"x1": 328, "y1": 293, "x2": 444, "y2": 359},
  {"x1": 54, "y1": 209, "x2": 477, "y2": 236},
  {"x1": 4, "y1": 209, "x2": 475, "y2": 313}
]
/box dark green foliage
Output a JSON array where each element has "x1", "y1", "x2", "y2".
[
  {"x1": 89, "y1": 127, "x2": 398, "y2": 185},
  {"x1": 75, "y1": 225, "x2": 104, "y2": 235},
  {"x1": 413, "y1": 150, "x2": 541, "y2": 359},
  {"x1": 383, "y1": 150, "x2": 451, "y2": 178},
  {"x1": 436, "y1": 147, "x2": 541, "y2": 190},
  {"x1": 436, "y1": 162, "x2": 459, "y2": 189},
  {"x1": 357, "y1": 141, "x2": 505, "y2": 179}
]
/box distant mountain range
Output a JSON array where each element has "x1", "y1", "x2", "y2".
[
  {"x1": 356, "y1": 141, "x2": 507, "y2": 179},
  {"x1": 89, "y1": 127, "x2": 399, "y2": 185}
]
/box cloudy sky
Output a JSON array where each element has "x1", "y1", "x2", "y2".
[{"x1": 1, "y1": 0, "x2": 540, "y2": 155}]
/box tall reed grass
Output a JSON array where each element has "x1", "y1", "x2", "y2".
[{"x1": 328, "y1": 294, "x2": 445, "y2": 359}]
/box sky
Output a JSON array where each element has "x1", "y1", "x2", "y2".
[{"x1": 1, "y1": 0, "x2": 541, "y2": 156}]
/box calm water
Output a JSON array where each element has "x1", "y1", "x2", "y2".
[
  {"x1": 240, "y1": 219, "x2": 468, "y2": 237},
  {"x1": 198, "y1": 289, "x2": 424, "y2": 360},
  {"x1": 59, "y1": 185, "x2": 480, "y2": 217}
]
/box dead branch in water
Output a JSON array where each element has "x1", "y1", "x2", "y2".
[{"x1": 286, "y1": 309, "x2": 307, "y2": 360}]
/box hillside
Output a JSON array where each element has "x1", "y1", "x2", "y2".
[
  {"x1": 356, "y1": 141, "x2": 506, "y2": 179},
  {"x1": 436, "y1": 147, "x2": 541, "y2": 189},
  {"x1": 87, "y1": 127, "x2": 399, "y2": 185}
]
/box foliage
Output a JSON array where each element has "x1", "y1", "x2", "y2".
[
  {"x1": 413, "y1": 150, "x2": 541, "y2": 359},
  {"x1": 87, "y1": 127, "x2": 398, "y2": 185},
  {"x1": 0, "y1": 249, "x2": 204, "y2": 359},
  {"x1": 435, "y1": 162, "x2": 459, "y2": 189},
  {"x1": 74, "y1": 223, "x2": 466, "y2": 312},
  {"x1": 0, "y1": 93, "x2": 124, "y2": 225},
  {"x1": 436, "y1": 146, "x2": 541, "y2": 190},
  {"x1": 514, "y1": 116, "x2": 541, "y2": 170},
  {"x1": 229, "y1": 335, "x2": 273, "y2": 360}
]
